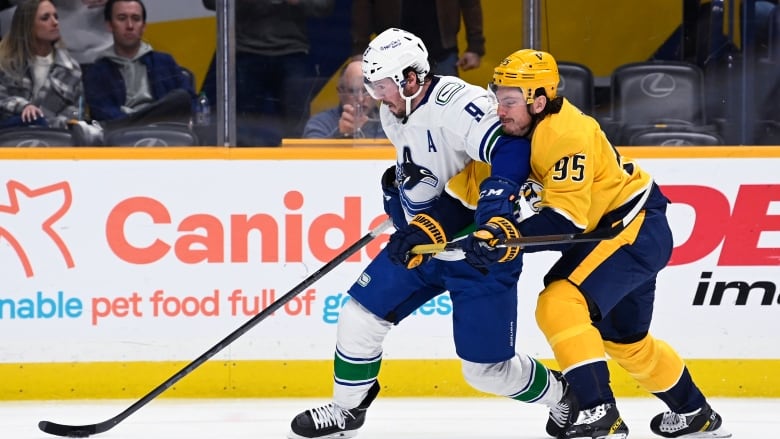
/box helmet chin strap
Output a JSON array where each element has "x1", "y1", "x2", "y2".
[{"x1": 399, "y1": 83, "x2": 425, "y2": 116}]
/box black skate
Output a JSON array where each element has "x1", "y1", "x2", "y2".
[
  {"x1": 561, "y1": 403, "x2": 629, "y2": 439},
  {"x1": 288, "y1": 381, "x2": 380, "y2": 439},
  {"x1": 546, "y1": 371, "x2": 578, "y2": 437},
  {"x1": 650, "y1": 402, "x2": 732, "y2": 438}
]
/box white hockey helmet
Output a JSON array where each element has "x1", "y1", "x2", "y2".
[{"x1": 362, "y1": 28, "x2": 430, "y2": 108}]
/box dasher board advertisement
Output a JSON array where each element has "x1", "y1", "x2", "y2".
[{"x1": 0, "y1": 148, "x2": 778, "y2": 365}]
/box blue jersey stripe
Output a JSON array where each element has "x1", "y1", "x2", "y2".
[{"x1": 479, "y1": 120, "x2": 504, "y2": 162}]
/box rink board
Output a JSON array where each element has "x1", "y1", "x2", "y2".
[
  {"x1": 3, "y1": 358, "x2": 779, "y2": 400},
  {"x1": 0, "y1": 145, "x2": 779, "y2": 400}
]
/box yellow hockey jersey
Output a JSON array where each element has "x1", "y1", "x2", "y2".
[{"x1": 526, "y1": 99, "x2": 653, "y2": 232}]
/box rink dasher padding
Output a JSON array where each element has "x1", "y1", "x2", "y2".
[
  {"x1": 3, "y1": 359, "x2": 780, "y2": 400},
  {"x1": 1, "y1": 144, "x2": 779, "y2": 400}
]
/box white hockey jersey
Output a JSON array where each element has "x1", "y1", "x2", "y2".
[{"x1": 381, "y1": 75, "x2": 504, "y2": 223}]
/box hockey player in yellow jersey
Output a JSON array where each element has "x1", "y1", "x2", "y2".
[{"x1": 462, "y1": 49, "x2": 731, "y2": 439}]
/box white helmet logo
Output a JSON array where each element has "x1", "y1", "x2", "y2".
[{"x1": 379, "y1": 39, "x2": 402, "y2": 51}]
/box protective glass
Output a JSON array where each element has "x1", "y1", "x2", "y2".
[
  {"x1": 363, "y1": 77, "x2": 397, "y2": 100},
  {"x1": 337, "y1": 86, "x2": 370, "y2": 98}
]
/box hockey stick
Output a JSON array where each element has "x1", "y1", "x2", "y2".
[
  {"x1": 412, "y1": 183, "x2": 653, "y2": 255},
  {"x1": 38, "y1": 218, "x2": 393, "y2": 438},
  {"x1": 411, "y1": 225, "x2": 623, "y2": 255}
]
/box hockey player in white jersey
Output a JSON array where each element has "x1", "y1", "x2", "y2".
[{"x1": 288, "y1": 28, "x2": 577, "y2": 439}]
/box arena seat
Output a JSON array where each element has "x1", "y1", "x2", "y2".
[
  {"x1": 628, "y1": 128, "x2": 724, "y2": 146},
  {"x1": 0, "y1": 127, "x2": 75, "y2": 147},
  {"x1": 557, "y1": 61, "x2": 595, "y2": 115},
  {"x1": 608, "y1": 60, "x2": 719, "y2": 145},
  {"x1": 104, "y1": 123, "x2": 199, "y2": 147}
]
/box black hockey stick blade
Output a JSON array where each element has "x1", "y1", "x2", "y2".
[
  {"x1": 38, "y1": 218, "x2": 393, "y2": 437},
  {"x1": 411, "y1": 224, "x2": 623, "y2": 255}
]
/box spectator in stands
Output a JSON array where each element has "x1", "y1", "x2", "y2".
[
  {"x1": 0, "y1": 0, "x2": 84, "y2": 129},
  {"x1": 303, "y1": 59, "x2": 384, "y2": 139},
  {"x1": 201, "y1": 0, "x2": 334, "y2": 146},
  {"x1": 83, "y1": 0, "x2": 194, "y2": 132},
  {"x1": 351, "y1": 0, "x2": 485, "y2": 77},
  {"x1": 8, "y1": 0, "x2": 113, "y2": 70}
]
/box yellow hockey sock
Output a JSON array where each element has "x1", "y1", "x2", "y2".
[{"x1": 604, "y1": 334, "x2": 685, "y2": 392}]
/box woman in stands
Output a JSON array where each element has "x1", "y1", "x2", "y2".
[{"x1": 0, "y1": 0, "x2": 83, "y2": 129}]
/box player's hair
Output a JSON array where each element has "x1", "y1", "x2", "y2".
[
  {"x1": 104, "y1": 0, "x2": 147, "y2": 22},
  {"x1": 534, "y1": 89, "x2": 564, "y2": 116}
]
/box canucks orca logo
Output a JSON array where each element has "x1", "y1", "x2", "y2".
[
  {"x1": 521, "y1": 179, "x2": 544, "y2": 213},
  {"x1": 399, "y1": 147, "x2": 438, "y2": 190}
]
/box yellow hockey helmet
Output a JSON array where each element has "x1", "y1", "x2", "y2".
[{"x1": 492, "y1": 49, "x2": 559, "y2": 104}]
